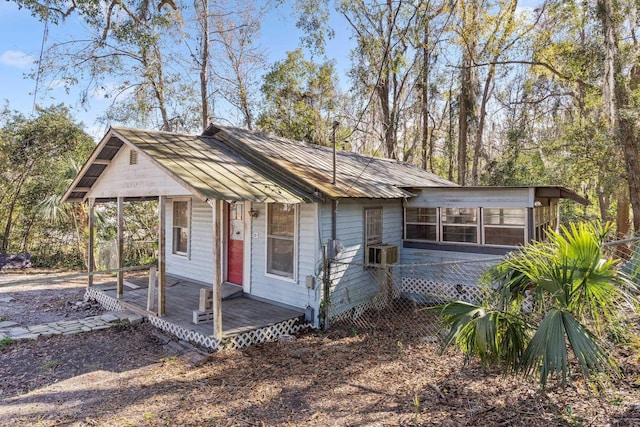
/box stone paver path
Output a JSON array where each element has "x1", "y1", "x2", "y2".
[{"x1": 0, "y1": 311, "x2": 145, "y2": 341}]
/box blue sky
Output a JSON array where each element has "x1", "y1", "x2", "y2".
[
  {"x1": 0, "y1": 1, "x2": 349, "y2": 140},
  {"x1": 0, "y1": 1, "x2": 540, "y2": 141}
]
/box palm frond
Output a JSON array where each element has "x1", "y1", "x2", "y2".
[
  {"x1": 435, "y1": 301, "x2": 529, "y2": 369},
  {"x1": 520, "y1": 308, "x2": 619, "y2": 388}
]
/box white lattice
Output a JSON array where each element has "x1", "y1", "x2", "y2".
[
  {"x1": 86, "y1": 288, "x2": 307, "y2": 351},
  {"x1": 401, "y1": 277, "x2": 482, "y2": 303},
  {"x1": 225, "y1": 319, "x2": 306, "y2": 349},
  {"x1": 85, "y1": 287, "x2": 126, "y2": 311},
  {"x1": 147, "y1": 315, "x2": 219, "y2": 350}
]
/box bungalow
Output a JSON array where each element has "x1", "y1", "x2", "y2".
[{"x1": 63, "y1": 125, "x2": 586, "y2": 349}]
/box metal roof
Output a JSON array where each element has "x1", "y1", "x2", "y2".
[
  {"x1": 64, "y1": 125, "x2": 455, "y2": 203},
  {"x1": 210, "y1": 125, "x2": 455, "y2": 199}
]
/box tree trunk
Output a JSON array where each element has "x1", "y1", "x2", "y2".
[
  {"x1": 200, "y1": 0, "x2": 210, "y2": 131},
  {"x1": 599, "y1": 0, "x2": 640, "y2": 231},
  {"x1": 376, "y1": 77, "x2": 395, "y2": 159},
  {"x1": 616, "y1": 186, "x2": 630, "y2": 237},
  {"x1": 0, "y1": 172, "x2": 28, "y2": 253},
  {"x1": 1, "y1": 189, "x2": 20, "y2": 253},
  {"x1": 472, "y1": 64, "x2": 494, "y2": 185},
  {"x1": 421, "y1": 21, "x2": 430, "y2": 170},
  {"x1": 458, "y1": 57, "x2": 472, "y2": 185}
]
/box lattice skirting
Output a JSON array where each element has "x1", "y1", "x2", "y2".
[
  {"x1": 84, "y1": 287, "x2": 307, "y2": 351},
  {"x1": 146, "y1": 316, "x2": 306, "y2": 351},
  {"x1": 401, "y1": 277, "x2": 481, "y2": 303},
  {"x1": 85, "y1": 287, "x2": 126, "y2": 311},
  {"x1": 224, "y1": 318, "x2": 306, "y2": 349},
  {"x1": 147, "y1": 315, "x2": 219, "y2": 350}
]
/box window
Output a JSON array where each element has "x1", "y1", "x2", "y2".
[
  {"x1": 267, "y1": 203, "x2": 297, "y2": 279},
  {"x1": 172, "y1": 200, "x2": 190, "y2": 255},
  {"x1": 534, "y1": 202, "x2": 558, "y2": 241},
  {"x1": 405, "y1": 207, "x2": 438, "y2": 240},
  {"x1": 483, "y1": 208, "x2": 526, "y2": 246},
  {"x1": 442, "y1": 208, "x2": 478, "y2": 243},
  {"x1": 405, "y1": 205, "x2": 529, "y2": 248},
  {"x1": 365, "y1": 207, "x2": 383, "y2": 264},
  {"x1": 365, "y1": 208, "x2": 383, "y2": 246}
]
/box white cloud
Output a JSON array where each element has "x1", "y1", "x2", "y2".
[{"x1": 0, "y1": 50, "x2": 34, "y2": 68}]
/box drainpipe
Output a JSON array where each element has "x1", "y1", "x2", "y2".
[
  {"x1": 331, "y1": 120, "x2": 339, "y2": 241},
  {"x1": 325, "y1": 121, "x2": 340, "y2": 330}
]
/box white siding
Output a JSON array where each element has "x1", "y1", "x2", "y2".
[
  {"x1": 89, "y1": 142, "x2": 191, "y2": 199},
  {"x1": 165, "y1": 198, "x2": 214, "y2": 284},
  {"x1": 402, "y1": 247, "x2": 502, "y2": 264},
  {"x1": 322, "y1": 199, "x2": 404, "y2": 317},
  {"x1": 249, "y1": 202, "x2": 320, "y2": 310},
  {"x1": 409, "y1": 187, "x2": 533, "y2": 208}
]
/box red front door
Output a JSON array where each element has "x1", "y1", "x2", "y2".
[{"x1": 227, "y1": 202, "x2": 244, "y2": 285}]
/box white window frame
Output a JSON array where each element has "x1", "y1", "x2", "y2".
[
  {"x1": 403, "y1": 205, "x2": 530, "y2": 248},
  {"x1": 365, "y1": 207, "x2": 383, "y2": 264},
  {"x1": 405, "y1": 207, "x2": 438, "y2": 241},
  {"x1": 172, "y1": 199, "x2": 191, "y2": 257},
  {"x1": 482, "y1": 207, "x2": 527, "y2": 247},
  {"x1": 441, "y1": 207, "x2": 479, "y2": 244},
  {"x1": 265, "y1": 203, "x2": 298, "y2": 282}
]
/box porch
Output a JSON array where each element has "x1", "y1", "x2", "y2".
[{"x1": 87, "y1": 275, "x2": 306, "y2": 350}]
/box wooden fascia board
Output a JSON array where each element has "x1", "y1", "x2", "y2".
[
  {"x1": 62, "y1": 128, "x2": 117, "y2": 203},
  {"x1": 534, "y1": 186, "x2": 589, "y2": 205}
]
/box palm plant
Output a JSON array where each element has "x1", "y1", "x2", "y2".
[{"x1": 435, "y1": 222, "x2": 639, "y2": 389}]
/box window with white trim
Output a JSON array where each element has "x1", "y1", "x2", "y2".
[
  {"x1": 172, "y1": 200, "x2": 190, "y2": 255},
  {"x1": 267, "y1": 203, "x2": 297, "y2": 279},
  {"x1": 483, "y1": 208, "x2": 526, "y2": 246},
  {"x1": 442, "y1": 207, "x2": 478, "y2": 243},
  {"x1": 405, "y1": 206, "x2": 528, "y2": 247},
  {"x1": 405, "y1": 207, "x2": 438, "y2": 241},
  {"x1": 365, "y1": 207, "x2": 383, "y2": 263}
]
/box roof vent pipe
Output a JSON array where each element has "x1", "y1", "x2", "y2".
[{"x1": 332, "y1": 120, "x2": 339, "y2": 185}]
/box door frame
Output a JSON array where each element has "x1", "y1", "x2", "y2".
[{"x1": 223, "y1": 201, "x2": 252, "y2": 294}]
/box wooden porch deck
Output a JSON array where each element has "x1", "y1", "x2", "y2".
[{"x1": 93, "y1": 276, "x2": 304, "y2": 337}]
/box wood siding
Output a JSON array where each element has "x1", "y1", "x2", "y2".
[
  {"x1": 166, "y1": 198, "x2": 214, "y2": 284},
  {"x1": 322, "y1": 199, "x2": 403, "y2": 317},
  {"x1": 89, "y1": 141, "x2": 191, "y2": 200},
  {"x1": 408, "y1": 187, "x2": 534, "y2": 208},
  {"x1": 249, "y1": 203, "x2": 319, "y2": 310}
]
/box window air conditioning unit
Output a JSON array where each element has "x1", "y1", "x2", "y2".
[{"x1": 367, "y1": 244, "x2": 398, "y2": 266}]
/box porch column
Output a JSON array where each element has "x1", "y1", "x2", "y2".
[
  {"x1": 158, "y1": 195, "x2": 166, "y2": 316},
  {"x1": 212, "y1": 199, "x2": 223, "y2": 339},
  {"x1": 87, "y1": 198, "x2": 95, "y2": 288},
  {"x1": 116, "y1": 196, "x2": 124, "y2": 299}
]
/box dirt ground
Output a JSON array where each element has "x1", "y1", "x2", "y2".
[{"x1": 1, "y1": 270, "x2": 640, "y2": 426}]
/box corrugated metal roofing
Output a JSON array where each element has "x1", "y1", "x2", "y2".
[
  {"x1": 211, "y1": 125, "x2": 455, "y2": 199},
  {"x1": 64, "y1": 125, "x2": 456, "y2": 203}
]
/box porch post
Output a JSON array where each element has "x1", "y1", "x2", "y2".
[
  {"x1": 87, "y1": 198, "x2": 95, "y2": 288},
  {"x1": 212, "y1": 199, "x2": 223, "y2": 339},
  {"x1": 116, "y1": 196, "x2": 124, "y2": 299},
  {"x1": 158, "y1": 195, "x2": 166, "y2": 316}
]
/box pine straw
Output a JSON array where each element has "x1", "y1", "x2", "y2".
[
  {"x1": 1, "y1": 272, "x2": 640, "y2": 426},
  {"x1": 0, "y1": 319, "x2": 638, "y2": 426}
]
